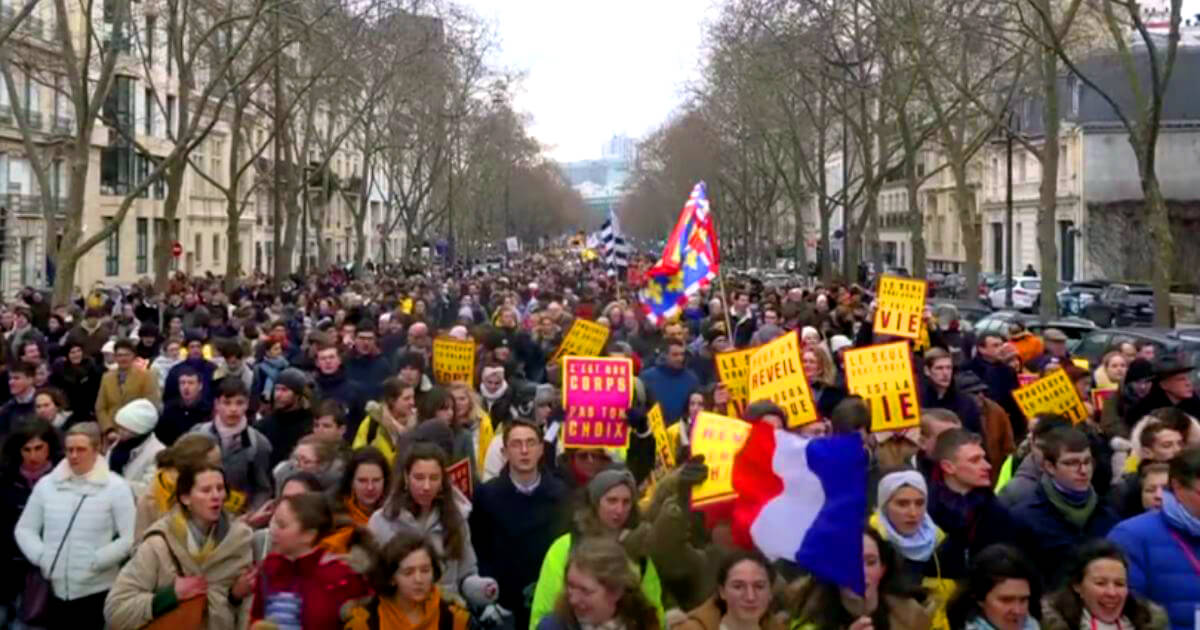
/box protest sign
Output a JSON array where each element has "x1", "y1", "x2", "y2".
[
  {"x1": 550, "y1": 319, "x2": 611, "y2": 363},
  {"x1": 874, "y1": 275, "x2": 928, "y2": 340},
  {"x1": 715, "y1": 346, "x2": 757, "y2": 417},
  {"x1": 562, "y1": 356, "x2": 633, "y2": 448},
  {"x1": 476, "y1": 413, "x2": 494, "y2": 472},
  {"x1": 747, "y1": 332, "x2": 818, "y2": 427},
  {"x1": 647, "y1": 404, "x2": 675, "y2": 470},
  {"x1": 1013, "y1": 368, "x2": 1090, "y2": 424},
  {"x1": 843, "y1": 341, "x2": 922, "y2": 432},
  {"x1": 689, "y1": 412, "x2": 751, "y2": 508},
  {"x1": 447, "y1": 459, "x2": 473, "y2": 500},
  {"x1": 432, "y1": 337, "x2": 476, "y2": 386}
]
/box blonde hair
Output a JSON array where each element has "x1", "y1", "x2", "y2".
[
  {"x1": 449, "y1": 383, "x2": 485, "y2": 424},
  {"x1": 805, "y1": 345, "x2": 838, "y2": 387},
  {"x1": 65, "y1": 421, "x2": 103, "y2": 450},
  {"x1": 553, "y1": 537, "x2": 661, "y2": 630}
]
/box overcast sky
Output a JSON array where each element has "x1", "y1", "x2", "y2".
[
  {"x1": 461, "y1": 0, "x2": 719, "y2": 162},
  {"x1": 462, "y1": 0, "x2": 1200, "y2": 164}
]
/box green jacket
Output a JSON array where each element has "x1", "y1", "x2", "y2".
[{"x1": 528, "y1": 533, "x2": 665, "y2": 630}]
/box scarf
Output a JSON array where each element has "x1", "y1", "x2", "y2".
[
  {"x1": 367, "y1": 586, "x2": 451, "y2": 630},
  {"x1": 109, "y1": 431, "x2": 151, "y2": 476},
  {"x1": 344, "y1": 495, "x2": 375, "y2": 526},
  {"x1": 965, "y1": 616, "x2": 1040, "y2": 630},
  {"x1": 19, "y1": 460, "x2": 53, "y2": 487},
  {"x1": 259, "y1": 356, "x2": 288, "y2": 396},
  {"x1": 1041, "y1": 475, "x2": 1097, "y2": 529},
  {"x1": 214, "y1": 417, "x2": 248, "y2": 451},
  {"x1": 877, "y1": 509, "x2": 939, "y2": 562},
  {"x1": 1162, "y1": 489, "x2": 1200, "y2": 537},
  {"x1": 167, "y1": 507, "x2": 229, "y2": 564},
  {"x1": 1081, "y1": 609, "x2": 1130, "y2": 630},
  {"x1": 480, "y1": 380, "x2": 509, "y2": 406}
]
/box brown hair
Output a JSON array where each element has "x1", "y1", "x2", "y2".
[
  {"x1": 552, "y1": 537, "x2": 661, "y2": 630},
  {"x1": 367, "y1": 533, "x2": 443, "y2": 598},
  {"x1": 381, "y1": 443, "x2": 466, "y2": 559},
  {"x1": 156, "y1": 433, "x2": 218, "y2": 469},
  {"x1": 294, "y1": 434, "x2": 340, "y2": 467},
  {"x1": 173, "y1": 463, "x2": 226, "y2": 507},
  {"x1": 280, "y1": 492, "x2": 335, "y2": 541}
]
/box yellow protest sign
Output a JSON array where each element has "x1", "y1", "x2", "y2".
[
  {"x1": 550, "y1": 319, "x2": 611, "y2": 363},
  {"x1": 647, "y1": 404, "x2": 675, "y2": 470},
  {"x1": 843, "y1": 341, "x2": 922, "y2": 433},
  {"x1": 432, "y1": 337, "x2": 476, "y2": 386},
  {"x1": 476, "y1": 412, "x2": 494, "y2": 471},
  {"x1": 747, "y1": 332, "x2": 818, "y2": 427},
  {"x1": 715, "y1": 346, "x2": 756, "y2": 417},
  {"x1": 1072, "y1": 358, "x2": 1090, "y2": 371},
  {"x1": 689, "y1": 412, "x2": 751, "y2": 507},
  {"x1": 1013, "y1": 367, "x2": 1090, "y2": 424},
  {"x1": 874, "y1": 275, "x2": 928, "y2": 340}
]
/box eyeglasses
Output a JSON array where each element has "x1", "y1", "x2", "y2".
[
  {"x1": 1056, "y1": 457, "x2": 1093, "y2": 470},
  {"x1": 507, "y1": 438, "x2": 541, "y2": 452}
]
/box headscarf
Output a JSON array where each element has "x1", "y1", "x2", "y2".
[{"x1": 876, "y1": 470, "x2": 939, "y2": 562}]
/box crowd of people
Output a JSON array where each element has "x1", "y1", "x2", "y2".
[{"x1": 0, "y1": 254, "x2": 1195, "y2": 630}]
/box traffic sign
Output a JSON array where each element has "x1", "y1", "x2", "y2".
[{"x1": 171, "y1": 241, "x2": 182, "y2": 258}]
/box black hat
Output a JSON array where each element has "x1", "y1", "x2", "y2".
[
  {"x1": 275, "y1": 368, "x2": 309, "y2": 396},
  {"x1": 955, "y1": 370, "x2": 988, "y2": 395},
  {"x1": 1125, "y1": 358, "x2": 1154, "y2": 383},
  {"x1": 396, "y1": 350, "x2": 426, "y2": 372},
  {"x1": 1152, "y1": 354, "x2": 1194, "y2": 381}
]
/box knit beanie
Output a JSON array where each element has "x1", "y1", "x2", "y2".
[
  {"x1": 586, "y1": 466, "x2": 636, "y2": 507},
  {"x1": 876, "y1": 469, "x2": 928, "y2": 511},
  {"x1": 1126, "y1": 358, "x2": 1154, "y2": 383},
  {"x1": 115, "y1": 399, "x2": 159, "y2": 435},
  {"x1": 275, "y1": 368, "x2": 309, "y2": 397}
]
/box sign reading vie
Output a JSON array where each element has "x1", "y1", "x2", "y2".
[
  {"x1": 843, "y1": 341, "x2": 921, "y2": 433},
  {"x1": 874, "y1": 275, "x2": 928, "y2": 340},
  {"x1": 562, "y1": 356, "x2": 633, "y2": 448},
  {"x1": 689, "y1": 412, "x2": 751, "y2": 508}
]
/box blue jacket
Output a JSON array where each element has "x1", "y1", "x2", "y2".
[
  {"x1": 163, "y1": 358, "x2": 217, "y2": 405},
  {"x1": 1011, "y1": 482, "x2": 1118, "y2": 588},
  {"x1": 344, "y1": 352, "x2": 392, "y2": 401},
  {"x1": 1109, "y1": 510, "x2": 1200, "y2": 630},
  {"x1": 639, "y1": 364, "x2": 700, "y2": 426}
]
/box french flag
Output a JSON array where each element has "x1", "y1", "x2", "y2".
[{"x1": 731, "y1": 422, "x2": 869, "y2": 594}]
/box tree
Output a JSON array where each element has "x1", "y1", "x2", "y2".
[{"x1": 1031, "y1": 0, "x2": 1184, "y2": 326}]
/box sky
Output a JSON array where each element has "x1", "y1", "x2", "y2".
[{"x1": 461, "y1": 0, "x2": 719, "y2": 162}]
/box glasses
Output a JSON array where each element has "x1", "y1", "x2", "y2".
[
  {"x1": 507, "y1": 438, "x2": 541, "y2": 452},
  {"x1": 1056, "y1": 457, "x2": 1093, "y2": 470}
]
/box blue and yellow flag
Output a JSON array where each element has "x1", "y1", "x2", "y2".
[{"x1": 639, "y1": 182, "x2": 720, "y2": 324}]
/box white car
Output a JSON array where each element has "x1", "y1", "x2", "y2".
[{"x1": 989, "y1": 277, "x2": 1042, "y2": 311}]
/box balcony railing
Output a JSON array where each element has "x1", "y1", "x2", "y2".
[
  {"x1": 14, "y1": 107, "x2": 42, "y2": 129},
  {"x1": 52, "y1": 116, "x2": 73, "y2": 133}
]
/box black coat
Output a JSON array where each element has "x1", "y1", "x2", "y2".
[
  {"x1": 1125, "y1": 386, "x2": 1200, "y2": 429},
  {"x1": 164, "y1": 358, "x2": 217, "y2": 405},
  {"x1": 344, "y1": 353, "x2": 392, "y2": 402},
  {"x1": 314, "y1": 369, "x2": 366, "y2": 435},
  {"x1": 0, "y1": 465, "x2": 44, "y2": 601},
  {"x1": 156, "y1": 398, "x2": 214, "y2": 446},
  {"x1": 921, "y1": 377, "x2": 983, "y2": 434},
  {"x1": 0, "y1": 398, "x2": 34, "y2": 438},
  {"x1": 469, "y1": 469, "x2": 569, "y2": 629},
  {"x1": 964, "y1": 355, "x2": 1027, "y2": 440},
  {"x1": 255, "y1": 406, "x2": 314, "y2": 469},
  {"x1": 50, "y1": 357, "x2": 103, "y2": 424},
  {"x1": 928, "y1": 483, "x2": 1030, "y2": 580}
]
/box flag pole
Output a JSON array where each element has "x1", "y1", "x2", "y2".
[{"x1": 709, "y1": 191, "x2": 734, "y2": 340}]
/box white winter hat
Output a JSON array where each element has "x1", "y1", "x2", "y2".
[{"x1": 115, "y1": 399, "x2": 159, "y2": 435}]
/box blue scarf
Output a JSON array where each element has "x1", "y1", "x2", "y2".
[
  {"x1": 877, "y1": 510, "x2": 939, "y2": 562},
  {"x1": 1162, "y1": 490, "x2": 1200, "y2": 537}
]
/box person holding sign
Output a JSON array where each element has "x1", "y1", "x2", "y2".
[
  {"x1": 641, "y1": 340, "x2": 701, "y2": 426},
  {"x1": 803, "y1": 345, "x2": 847, "y2": 420}
]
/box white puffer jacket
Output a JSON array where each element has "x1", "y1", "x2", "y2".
[{"x1": 15, "y1": 458, "x2": 137, "y2": 601}]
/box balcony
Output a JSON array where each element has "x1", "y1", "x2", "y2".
[
  {"x1": 14, "y1": 108, "x2": 42, "y2": 129},
  {"x1": 52, "y1": 116, "x2": 73, "y2": 133}
]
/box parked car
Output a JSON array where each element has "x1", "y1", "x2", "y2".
[
  {"x1": 1057, "y1": 280, "x2": 1111, "y2": 317},
  {"x1": 974, "y1": 311, "x2": 1097, "y2": 348},
  {"x1": 1074, "y1": 328, "x2": 1200, "y2": 383},
  {"x1": 930, "y1": 299, "x2": 993, "y2": 326},
  {"x1": 978, "y1": 272, "x2": 1006, "y2": 302},
  {"x1": 988, "y1": 277, "x2": 1042, "y2": 311},
  {"x1": 1081, "y1": 283, "x2": 1155, "y2": 327}
]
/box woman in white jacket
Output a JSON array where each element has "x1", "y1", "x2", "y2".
[
  {"x1": 106, "y1": 398, "x2": 165, "y2": 497},
  {"x1": 15, "y1": 421, "x2": 137, "y2": 625}
]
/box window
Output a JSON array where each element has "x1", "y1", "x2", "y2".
[
  {"x1": 144, "y1": 88, "x2": 153, "y2": 135},
  {"x1": 166, "y1": 27, "x2": 173, "y2": 75},
  {"x1": 194, "y1": 232, "x2": 202, "y2": 262},
  {"x1": 212, "y1": 233, "x2": 219, "y2": 263},
  {"x1": 165, "y1": 95, "x2": 175, "y2": 136},
  {"x1": 100, "y1": 146, "x2": 133, "y2": 195},
  {"x1": 104, "y1": 217, "x2": 119, "y2": 276},
  {"x1": 145, "y1": 15, "x2": 155, "y2": 66},
  {"x1": 136, "y1": 218, "x2": 148, "y2": 273},
  {"x1": 210, "y1": 136, "x2": 223, "y2": 190}
]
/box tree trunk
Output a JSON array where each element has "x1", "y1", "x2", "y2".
[
  {"x1": 1037, "y1": 40, "x2": 1061, "y2": 319},
  {"x1": 1143, "y1": 175, "x2": 1174, "y2": 326},
  {"x1": 154, "y1": 160, "x2": 186, "y2": 293},
  {"x1": 224, "y1": 200, "x2": 242, "y2": 293},
  {"x1": 908, "y1": 173, "x2": 926, "y2": 278},
  {"x1": 953, "y1": 163, "x2": 982, "y2": 300},
  {"x1": 51, "y1": 144, "x2": 92, "y2": 305}
]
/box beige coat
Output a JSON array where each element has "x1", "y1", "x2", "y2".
[
  {"x1": 104, "y1": 508, "x2": 253, "y2": 630},
  {"x1": 96, "y1": 367, "x2": 161, "y2": 431}
]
